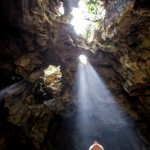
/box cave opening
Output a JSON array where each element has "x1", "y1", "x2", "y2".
[
  {"x1": 70, "y1": 0, "x2": 106, "y2": 42},
  {"x1": 58, "y1": 0, "x2": 106, "y2": 42},
  {"x1": 33, "y1": 65, "x2": 62, "y2": 104},
  {"x1": 79, "y1": 54, "x2": 88, "y2": 65}
]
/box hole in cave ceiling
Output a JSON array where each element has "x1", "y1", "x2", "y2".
[
  {"x1": 33, "y1": 65, "x2": 62, "y2": 104},
  {"x1": 79, "y1": 54, "x2": 88, "y2": 65},
  {"x1": 58, "y1": 0, "x2": 106, "y2": 42}
]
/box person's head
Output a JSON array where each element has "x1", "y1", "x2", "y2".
[{"x1": 89, "y1": 141, "x2": 104, "y2": 150}]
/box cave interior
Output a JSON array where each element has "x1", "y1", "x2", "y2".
[{"x1": 0, "y1": 0, "x2": 150, "y2": 150}]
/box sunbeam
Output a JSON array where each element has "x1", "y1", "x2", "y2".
[
  {"x1": 76, "y1": 62, "x2": 129, "y2": 124},
  {"x1": 75, "y1": 61, "x2": 146, "y2": 150},
  {"x1": 0, "y1": 80, "x2": 26, "y2": 101}
]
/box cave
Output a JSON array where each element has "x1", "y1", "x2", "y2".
[{"x1": 0, "y1": 0, "x2": 150, "y2": 150}]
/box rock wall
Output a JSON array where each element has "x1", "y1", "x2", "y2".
[{"x1": 94, "y1": 0, "x2": 150, "y2": 127}]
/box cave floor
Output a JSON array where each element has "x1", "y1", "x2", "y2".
[{"x1": 45, "y1": 105, "x2": 147, "y2": 150}]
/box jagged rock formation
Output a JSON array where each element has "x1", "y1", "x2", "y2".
[{"x1": 0, "y1": 0, "x2": 149, "y2": 149}]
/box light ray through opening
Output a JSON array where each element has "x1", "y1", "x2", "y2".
[
  {"x1": 79, "y1": 55, "x2": 88, "y2": 65},
  {"x1": 74, "y1": 61, "x2": 146, "y2": 149}
]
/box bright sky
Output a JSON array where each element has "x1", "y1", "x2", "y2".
[{"x1": 59, "y1": 0, "x2": 106, "y2": 41}]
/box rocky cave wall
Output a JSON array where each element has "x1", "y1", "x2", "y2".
[
  {"x1": 0, "y1": 0, "x2": 149, "y2": 149},
  {"x1": 97, "y1": 0, "x2": 150, "y2": 128}
]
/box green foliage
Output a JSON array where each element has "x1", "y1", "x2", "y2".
[
  {"x1": 84, "y1": 0, "x2": 104, "y2": 21},
  {"x1": 85, "y1": 23, "x2": 94, "y2": 41},
  {"x1": 71, "y1": 0, "x2": 105, "y2": 42},
  {"x1": 44, "y1": 65, "x2": 61, "y2": 77},
  {"x1": 44, "y1": 65, "x2": 62, "y2": 91},
  {"x1": 46, "y1": 65, "x2": 56, "y2": 71}
]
